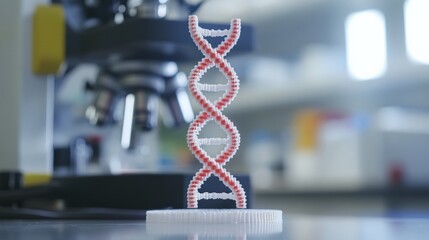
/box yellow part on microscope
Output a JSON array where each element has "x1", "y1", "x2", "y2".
[
  {"x1": 32, "y1": 4, "x2": 65, "y2": 75},
  {"x1": 23, "y1": 174, "x2": 52, "y2": 187}
]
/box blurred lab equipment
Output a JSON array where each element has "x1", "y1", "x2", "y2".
[
  {"x1": 0, "y1": 0, "x2": 254, "y2": 217},
  {"x1": 63, "y1": 0, "x2": 201, "y2": 152},
  {"x1": 56, "y1": 0, "x2": 252, "y2": 172},
  {"x1": 376, "y1": 107, "x2": 429, "y2": 187},
  {"x1": 267, "y1": 108, "x2": 429, "y2": 192},
  {"x1": 0, "y1": 0, "x2": 252, "y2": 174}
]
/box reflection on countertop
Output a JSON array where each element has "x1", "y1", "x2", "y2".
[{"x1": 1, "y1": 215, "x2": 429, "y2": 240}]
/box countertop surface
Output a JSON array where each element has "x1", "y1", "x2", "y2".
[{"x1": 1, "y1": 215, "x2": 429, "y2": 240}]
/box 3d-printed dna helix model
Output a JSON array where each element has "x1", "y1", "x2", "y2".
[{"x1": 186, "y1": 15, "x2": 247, "y2": 208}]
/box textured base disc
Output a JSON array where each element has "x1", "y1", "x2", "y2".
[
  {"x1": 146, "y1": 221, "x2": 283, "y2": 236},
  {"x1": 146, "y1": 209, "x2": 283, "y2": 224}
]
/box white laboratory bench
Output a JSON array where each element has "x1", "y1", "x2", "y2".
[{"x1": 1, "y1": 215, "x2": 429, "y2": 240}]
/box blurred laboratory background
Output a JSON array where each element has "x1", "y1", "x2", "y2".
[
  {"x1": 2, "y1": 0, "x2": 429, "y2": 219},
  {"x1": 192, "y1": 0, "x2": 429, "y2": 217}
]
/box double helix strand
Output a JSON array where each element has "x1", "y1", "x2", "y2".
[{"x1": 186, "y1": 15, "x2": 247, "y2": 209}]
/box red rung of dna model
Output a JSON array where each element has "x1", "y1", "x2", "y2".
[{"x1": 186, "y1": 15, "x2": 247, "y2": 209}]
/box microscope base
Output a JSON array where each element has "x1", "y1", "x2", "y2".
[{"x1": 54, "y1": 173, "x2": 252, "y2": 210}]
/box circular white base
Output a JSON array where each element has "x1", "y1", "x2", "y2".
[{"x1": 146, "y1": 209, "x2": 283, "y2": 224}]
